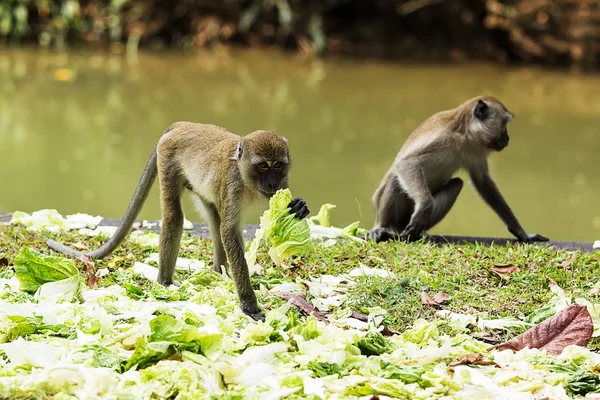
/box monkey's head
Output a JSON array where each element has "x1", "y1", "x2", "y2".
[
  {"x1": 238, "y1": 130, "x2": 291, "y2": 198},
  {"x1": 471, "y1": 96, "x2": 514, "y2": 152}
]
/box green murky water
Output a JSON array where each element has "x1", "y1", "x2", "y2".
[{"x1": 1, "y1": 47, "x2": 599, "y2": 242}]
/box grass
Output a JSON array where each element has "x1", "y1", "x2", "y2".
[{"x1": 1, "y1": 221, "x2": 599, "y2": 345}]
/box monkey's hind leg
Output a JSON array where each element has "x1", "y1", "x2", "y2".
[
  {"x1": 367, "y1": 177, "x2": 412, "y2": 243},
  {"x1": 156, "y1": 163, "x2": 184, "y2": 287},
  {"x1": 202, "y1": 201, "x2": 229, "y2": 275},
  {"x1": 425, "y1": 177, "x2": 463, "y2": 231}
]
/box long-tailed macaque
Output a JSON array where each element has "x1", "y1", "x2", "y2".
[
  {"x1": 47, "y1": 122, "x2": 310, "y2": 321},
  {"x1": 367, "y1": 95, "x2": 548, "y2": 243}
]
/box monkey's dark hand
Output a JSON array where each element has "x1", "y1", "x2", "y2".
[
  {"x1": 400, "y1": 222, "x2": 426, "y2": 242},
  {"x1": 288, "y1": 197, "x2": 310, "y2": 219},
  {"x1": 520, "y1": 233, "x2": 549, "y2": 242},
  {"x1": 510, "y1": 226, "x2": 549, "y2": 243},
  {"x1": 366, "y1": 227, "x2": 399, "y2": 243}
]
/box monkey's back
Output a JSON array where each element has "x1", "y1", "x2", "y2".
[{"x1": 158, "y1": 122, "x2": 242, "y2": 205}]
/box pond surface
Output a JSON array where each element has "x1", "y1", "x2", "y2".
[{"x1": 1, "y1": 47, "x2": 599, "y2": 242}]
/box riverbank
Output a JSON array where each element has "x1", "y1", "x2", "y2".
[{"x1": 1, "y1": 0, "x2": 599, "y2": 69}]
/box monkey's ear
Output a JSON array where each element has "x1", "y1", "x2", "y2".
[
  {"x1": 474, "y1": 99, "x2": 489, "y2": 120},
  {"x1": 232, "y1": 138, "x2": 244, "y2": 160}
]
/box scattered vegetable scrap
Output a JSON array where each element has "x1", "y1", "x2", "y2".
[{"x1": 2, "y1": 195, "x2": 600, "y2": 399}]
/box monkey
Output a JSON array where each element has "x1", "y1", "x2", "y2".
[
  {"x1": 367, "y1": 95, "x2": 548, "y2": 244},
  {"x1": 47, "y1": 122, "x2": 310, "y2": 321}
]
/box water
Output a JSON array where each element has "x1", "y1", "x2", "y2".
[{"x1": 1, "y1": 47, "x2": 599, "y2": 242}]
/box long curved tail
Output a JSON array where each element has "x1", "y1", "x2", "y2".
[{"x1": 47, "y1": 148, "x2": 158, "y2": 259}]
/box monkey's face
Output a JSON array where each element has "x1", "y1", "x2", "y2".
[
  {"x1": 252, "y1": 160, "x2": 290, "y2": 198},
  {"x1": 473, "y1": 98, "x2": 513, "y2": 152},
  {"x1": 241, "y1": 130, "x2": 291, "y2": 197}
]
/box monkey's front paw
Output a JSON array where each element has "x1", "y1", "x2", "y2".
[
  {"x1": 288, "y1": 197, "x2": 310, "y2": 219},
  {"x1": 242, "y1": 305, "x2": 266, "y2": 322},
  {"x1": 524, "y1": 233, "x2": 549, "y2": 242},
  {"x1": 400, "y1": 225, "x2": 425, "y2": 242},
  {"x1": 366, "y1": 228, "x2": 399, "y2": 243}
]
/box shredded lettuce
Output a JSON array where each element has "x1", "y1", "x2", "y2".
[
  {"x1": 13, "y1": 247, "x2": 80, "y2": 294},
  {"x1": 3, "y1": 209, "x2": 600, "y2": 399}
]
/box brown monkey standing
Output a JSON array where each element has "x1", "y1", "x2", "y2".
[{"x1": 48, "y1": 122, "x2": 309, "y2": 321}]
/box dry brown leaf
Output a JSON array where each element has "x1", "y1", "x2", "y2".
[
  {"x1": 0, "y1": 257, "x2": 8, "y2": 268},
  {"x1": 83, "y1": 262, "x2": 98, "y2": 289},
  {"x1": 71, "y1": 242, "x2": 89, "y2": 251},
  {"x1": 470, "y1": 328, "x2": 501, "y2": 344},
  {"x1": 448, "y1": 353, "x2": 499, "y2": 371},
  {"x1": 492, "y1": 304, "x2": 593, "y2": 356},
  {"x1": 560, "y1": 257, "x2": 576, "y2": 269},
  {"x1": 422, "y1": 291, "x2": 451, "y2": 307},
  {"x1": 273, "y1": 292, "x2": 329, "y2": 323},
  {"x1": 489, "y1": 264, "x2": 520, "y2": 280},
  {"x1": 351, "y1": 311, "x2": 369, "y2": 322},
  {"x1": 433, "y1": 291, "x2": 451, "y2": 304},
  {"x1": 381, "y1": 326, "x2": 402, "y2": 336}
]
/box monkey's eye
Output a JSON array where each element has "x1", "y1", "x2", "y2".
[
  {"x1": 273, "y1": 162, "x2": 283, "y2": 169},
  {"x1": 258, "y1": 162, "x2": 269, "y2": 171}
]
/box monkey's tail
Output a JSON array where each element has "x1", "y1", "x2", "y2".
[{"x1": 46, "y1": 148, "x2": 159, "y2": 260}]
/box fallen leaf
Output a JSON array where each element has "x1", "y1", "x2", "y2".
[
  {"x1": 381, "y1": 326, "x2": 402, "y2": 336},
  {"x1": 560, "y1": 257, "x2": 576, "y2": 269},
  {"x1": 489, "y1": 264, "x2": 520, "y2": 280},
  {"x1": 491, "y1": 304, "x2": 593, "y2": 356},
  {"x1": 71, "y1": 242, "x2": 89, "y2": 251},
  {"x1": 421, "y1": 291, "x2": 451, "y2": 307},
  {"x1": 351, "y1": 310, "x2": 369, "y2": 322},
  {"x1": 83, "y1": 262, "x2": 98, "y2": 289},
  {"x1": 433, "y1": 291, "x2": 451, "y2": 304},
  {"x1": 0, "y1": 257, "x2": 8, "y2": 267},
  {"x1": 470, "y1": 328, "x2": 500, "y2": 344},
  {"x1": 448, "y1": 353, "x2": 499, "y2": 371},
  {"x1": 274, "y1": 292, "x2": 329, "y2": 323}
]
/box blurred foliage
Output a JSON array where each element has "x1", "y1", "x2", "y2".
[
  {"x1": 0, "y1": 0, "x2": 345, "y2": 54},
  {"x1": 1, "y1": 0, "x2": 600, "y2": 67}
]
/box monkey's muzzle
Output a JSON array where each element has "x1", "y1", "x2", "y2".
[{"x1": 490, "y1": 133, "x2": 509, "y2": 151}]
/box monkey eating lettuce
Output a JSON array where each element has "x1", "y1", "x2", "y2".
[{"x1": 47, "y1": 122, "x2": 310, "y2": 321}]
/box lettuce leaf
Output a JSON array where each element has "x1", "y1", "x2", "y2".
[
  {"x1": 357, "y1": 331, "x2": 393, "y2": 356},
  {"x1": 247, "y1": 188, "x2": 313, "y2": 266},
  {"x1": 306, "y1": 204, "x2": 366, "y2": 242},
  {"x1": 13, "y1": 247, "x2": 79, "y2": 293},
  {"x1": 124, "y1": 315, "x2": 223, "y2": 371}
]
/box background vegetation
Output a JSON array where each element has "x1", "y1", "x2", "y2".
[{"x1": 1, "y1": 0, "x2": 600, "y2": 69}]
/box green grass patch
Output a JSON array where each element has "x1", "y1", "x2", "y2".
[{"x1": 1, "y1": 222, "x2": 599, "y2": 345}]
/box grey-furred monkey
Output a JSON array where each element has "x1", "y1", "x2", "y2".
[
  {"x1": 47, "y1": 122, "x2": 310, "y2": 321},
  {"x1": 367, "y1": 95, "x2": 548, "y2": 243}
]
